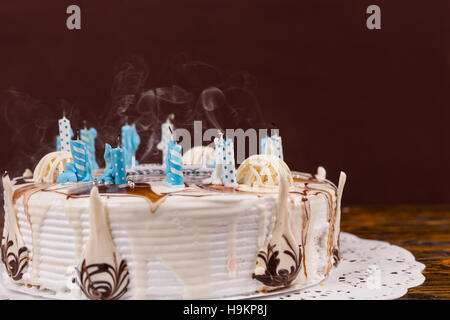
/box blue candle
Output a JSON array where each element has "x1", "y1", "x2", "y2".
[
  {"x1": 98, "y1": 143, "x2": 127, "y2": 184},
  {"x1": 56, "y1": 138, "x2": 93, "y2": 183},
  {"x1": 166, "y1": 140, "x2": 184, "y2": 186},
  {"x1": 121, "y1": 123, "x2": 141, "y2": 168},
  {"x1": 80, "y1": 127, "x2": 99, "y2": 169},
  {"x1": 70, "y1": 139, "x2": 94, "y2": 182}
]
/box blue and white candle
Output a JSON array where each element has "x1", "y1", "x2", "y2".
[
  {"x1": 80, "y1": 127, "x2": 99, "y2": 169},
  {"x1": 121, "y1": 123, "x2": 141, "y2": 168},
  {"x1": 261, "y1": 133, "x2": 283, "y2": 160},
  {"x1": 221, "y1": 138, "x2": 237, "y2": 187},
  {"x1": 98, "y1": 143, "x2": 127, "y2": 184},
  {"x1": 57, "y1": 128, "x2": 74, "y2": 151},
  {"x1": 157, "y1": 116, "x2": 174, "y2": 165},
  {"x1": 70, "y1": 139, "x2": 94, "y2": 182},
  {"x1": 58, "y1": 115, "x2": 72, "y2": 153},
  {"x1": 56, "y1": 137, "x2": 93, "y2": 183},
  {"x1": 265, "y1": 134, "x2": 283, "y2": 160},
  {"x1": 166, "y1": 140, "x2": 184, "y2": 186},
  {"x1": 205, "y1": 132, "x2": 237, "y2": 188}
]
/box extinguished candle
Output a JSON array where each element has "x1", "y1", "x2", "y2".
[
  {"x1": 165, "y1": 139, "x2": 184, "y2": 187},
  {"x1": 58, "y1": 115, "x2": 72, "y2": 153},
  {"x1": 80, "y1": 124, "x2": 99, "y2": 169},
  {"x1": 121, "y1": 123, "x2": 141, "y2": 169}
]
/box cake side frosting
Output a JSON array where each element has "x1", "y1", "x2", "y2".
[{"x1": 1, "y1": 169, "x2": 345, "y2": 300}]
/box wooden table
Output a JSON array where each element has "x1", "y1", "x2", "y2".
[{"x1": 341, "y1": 205, "x2": 450, "y2": 299}]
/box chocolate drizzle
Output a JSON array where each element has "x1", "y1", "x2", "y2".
[
  {"x1": 65, "y1": 183, "x2": 168, "y2": 213},
  {"x1": 197, "y1": 184, "x2": 237, "y2": 193},
  {"x1": 11, "y1": 178, "x2": 29, "y2": 186},
  {"x1": 332, "y1": 248, "x2": 340, "y2": 267},
  {"x1": 0, "y1": 235, "x2": 29, "y2": 281},
  {"x1": 301, "y1": 197, "x2": 311, "y2": 278},
  {"x1": 12, "y1": 183, "x2": 54, "y2": 228},
  {"x1": 252, "y1": 235, "x2": 302, "y2": 287},
  {"x1": 12, "y1": 184, "x2": 40, "y2": 204},
  {"x1": 75, "y1": 253, "x2": 130, "y2": 300}
]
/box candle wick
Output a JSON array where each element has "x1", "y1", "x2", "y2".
[
  {"x1": 83, "y1": 120, "x2": 87, "y2": 130},
  {"x1": 169, "y1": 126, "x2": 175, "y2": 141},
  {"x1": 117, "y1": 133, "x2": 122, "y2": 148},
  {"x1": 217, "y1": 129, "x2": 224, "y2": 140},
  {"x1": 76, "y1": 129, "x2": 80, "y2": 140}
]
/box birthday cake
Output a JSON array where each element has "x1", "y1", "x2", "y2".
[{"x1": 1, "y1": 117, "x2": 347, "y2": 300}]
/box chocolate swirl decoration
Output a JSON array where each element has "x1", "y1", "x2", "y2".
[
  {"x1": 73, "y1": 187, "x2": 130, "y2": 300},
  {"x1": 332, "y1": 248, "x2": 340, "y2": 267},
  {"x1": 1, "y1": 235, "x2": 29, "y2": 281},
  {"x1": 75, "y1": 253, "x2": 129, "y2": 300},
  {"x1": 252, "y1": 235, "x2": 302, "y2": 287}
]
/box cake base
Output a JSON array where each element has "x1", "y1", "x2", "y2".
[{"x1": 0, "y1": 233, "x2": 426, "y2": 300}]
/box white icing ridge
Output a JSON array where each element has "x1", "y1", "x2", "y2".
[
  {"x1": 315, "y1": 166, "x2": 326, "y2": 180},
  {"x1": 22, "y1": 169, "x2": 33, "y2": 179}
]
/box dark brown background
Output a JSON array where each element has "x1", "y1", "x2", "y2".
[{"x1": 0, "y1": 0, "x2": 448, "y2": 205}]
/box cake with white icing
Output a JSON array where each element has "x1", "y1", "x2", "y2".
[{"x1": 1, "y1": 154, "x2": 346, "y2": 300}]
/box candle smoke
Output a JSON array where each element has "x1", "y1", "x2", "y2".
[{"x1": 0, "y1": 54, "x2": 267, "y2": 180}]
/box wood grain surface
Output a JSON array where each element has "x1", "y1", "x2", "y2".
[{"x1": 341, "y1": 205, "x2": 450, "y2": 299}]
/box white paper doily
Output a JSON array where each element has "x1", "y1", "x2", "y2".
[
  {"x1": 253, "y1": 232, "x2": 426, "y2": 300},
  {"x1": 0, "y1": 232, "x2": 425, "y2": 300}
]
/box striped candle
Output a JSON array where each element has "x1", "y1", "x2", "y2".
[
  {"x1": 80, "y1": 127, "x2": 99, "y2": 169},
  {"x1": 70, "y1": 140, "x2": 94, "y2": 182},
  {"x1": 166, "y1": 140, "x2": 184, "y2": 186}
]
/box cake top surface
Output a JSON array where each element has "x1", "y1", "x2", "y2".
[{"x1": 10, "y1": 165, "x2": 338, "y2": 209}]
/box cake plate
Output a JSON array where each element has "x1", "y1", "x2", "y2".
[{"x1": 0, "y1": 232, "x2": 425, "y2": 300}]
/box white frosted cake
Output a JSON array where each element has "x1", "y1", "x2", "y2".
[{"x1": 1, "y1": 154, "x2": 346, "y2": 300}]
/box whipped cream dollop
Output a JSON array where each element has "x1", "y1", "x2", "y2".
[
  {"x1": 33, "y1": 151, "x2": 73, "y2": 183},
  {"x1": 22, "y1": 168, "x2": 33, "y2": 179},
  {"x1": 182, "y1": 146, "x2": 215, "y2": 167},
  {"x1": 236, "y1": 154, "x2": 294, "y2": 189}
]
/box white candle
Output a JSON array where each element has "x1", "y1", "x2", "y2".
[
  {"x1": 58, "y1": 116, "x2": 72, "y2": 153},
  {"x1": 157, "y1": 117, "x2": 175, "y2": 165}
]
